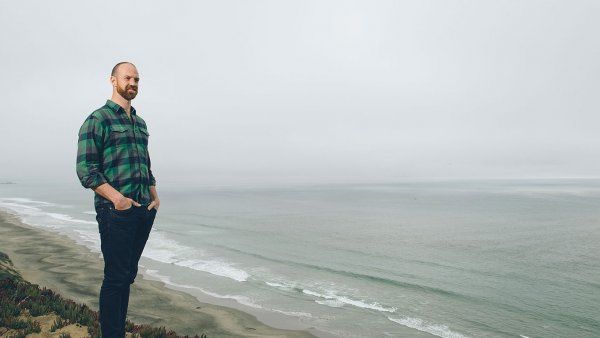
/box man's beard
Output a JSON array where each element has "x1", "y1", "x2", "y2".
[{"x1": 117, "y1": 84, "x2": 138, "y2": 100}]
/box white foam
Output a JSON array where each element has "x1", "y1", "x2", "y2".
[
  {"x1": 315, "y1": 299, "x2": 345, "y2": 307},
  {"x1": 0, "y1": 197, "x2": 55, "y2": 206},
  {"x1": 265, "y1": 280, "x2": 295, "y2": 289},
  {"x1": 271, "y1": 309, "x2": 314, "y2": 318},
  {"x1": 140, "y1": 231, "x2": 187, "y2": 263},
  {"x1": 143, "y1": 231, "x2": 250, "y2": 282},
  {"x1": 145, "y1": 269, "x2": 201, "y2": 289},
  {"x1": 143, "y1": 269, "x2": 262, "y2": 309},
  {"x1": 201, "y1": 289, "x2": 264, "y2": 309},
  {"x1": 388, "y1": 316, "x2": 469, "y2": 338},
  {"x1": 0, "y1": 197, "x2": 101, "y2": 255},
  {"x1": 47, "y1": 212, "x2": 96, "y2": 224},
  {"x1": 266, "y1": 278, "x2": 398, "y2": 314},
  {"x1": 0, "y1": 200, "x2": 64, "y2": 230},
  {"x1": 0, "y1": 201, "x2": 44, "y2": 213},
  {"x1": 73, "y1": 229, "x2": 101, "y2": 252},
  {"x1": 175, "y1": 258, "x2": 250, "y2": 282},
  {"x1": 303, "y1": 288, "x2": 397, "y2": 313},
  {"x1": 145, "y1": 269, "x2": 317, "y2": 319},
  {"x1": 0, "y1": 198, "x2": 95, "y2": 227}
]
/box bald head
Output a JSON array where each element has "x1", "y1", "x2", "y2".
[{"x1": 111, "y1": 61, "x2": 136, "y2": 77}]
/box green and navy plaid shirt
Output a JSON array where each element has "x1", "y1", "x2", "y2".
[{"x1": 76, "y1": 99, "x2": 156, "y2": 209}]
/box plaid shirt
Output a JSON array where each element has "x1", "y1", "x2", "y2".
[{"x1": 76, "y1": 99, "x2": 156, "y2": 209}]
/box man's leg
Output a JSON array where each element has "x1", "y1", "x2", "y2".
[
  {"x1": 119, "y1": 206, "x2": 156, "y2": 332},
  {"x1": 129, "y1": 207, "x2": 157, "y2": 284},
  {"x1": 97, "y1": 206, "x2": 137, "y2": 338},
  {"x1": 119, "y1": 283, "x2": 131, "y2": 333}
]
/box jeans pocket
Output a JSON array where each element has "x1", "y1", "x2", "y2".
[
  {"x1": 145, "y1": 207, "x2": 157, "y2": 223},
  {"x1": 110, "y1": 204, "x2": 135, "y2": 216}
]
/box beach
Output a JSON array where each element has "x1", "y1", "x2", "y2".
[{"x1": 0, "y1": 210, "x2": 321, "y2": 338}]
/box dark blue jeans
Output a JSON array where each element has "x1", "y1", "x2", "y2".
[{"x1": 95, "y1": 203, "x2": 157, "y2": 338}]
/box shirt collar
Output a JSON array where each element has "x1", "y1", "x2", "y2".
[{"x1": 105, "y1": 99, "x2": 136, "y2": 116}]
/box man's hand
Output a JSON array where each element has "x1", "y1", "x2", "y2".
[
  {"x1": 114, "y1": 195, "x2": 141, "y2": 210},
  {"x1": 93, "y1": 183, "x2": 141, "y2": 210},
  {"x1": 148, "y1": 198, "x2": 160, "y2": 211},
  {"x1": 148, "y1": 185, "x2": 160, "y2": 211}
]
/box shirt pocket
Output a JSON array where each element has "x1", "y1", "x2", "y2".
[
  {"x1": 138, "y1": 126, "x2": 150, "y2": 147},
  {"x1": 109, "y1": 125, "x2": 130, "y2": 148}
]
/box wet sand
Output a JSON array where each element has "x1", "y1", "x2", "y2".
[{"x1": 0, "y1": 210, "x2": 322, "y2": 337}]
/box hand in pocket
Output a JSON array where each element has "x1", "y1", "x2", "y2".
[{"x1": 114, "y1": 196, "x2": 141, "y2": 210}]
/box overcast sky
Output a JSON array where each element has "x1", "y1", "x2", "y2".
[{"x1": 1, "y1": 0, "x2": 599, "y2": 186}]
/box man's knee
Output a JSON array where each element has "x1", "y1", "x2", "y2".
[{"x1": 102, "y1": 274, "x2": 132, "y2": 290}]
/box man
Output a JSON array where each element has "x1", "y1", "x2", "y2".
[{"x1": 76, "y1": 61, "x2": 160, "y2": 338}]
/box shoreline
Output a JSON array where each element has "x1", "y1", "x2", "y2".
[{"x1": 0, "y1": 209, "x2": 326, "y2": 338}]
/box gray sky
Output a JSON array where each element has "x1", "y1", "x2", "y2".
[{"x1": 1, "y1": 0, "x2": 599, "y2": 185}]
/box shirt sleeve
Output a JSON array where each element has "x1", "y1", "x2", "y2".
[
  {"x1": 147, "y1": 148, "x2": 156, "y2": 186},
  {"x1": 76, "y1": 116, "x2": 108, "y2": 189}
]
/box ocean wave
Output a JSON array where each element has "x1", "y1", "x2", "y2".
[
  {"x1": 47, "y1": 212, "x2": 96, "y2": 224},
  {"x1": 315, "y1": 299, "x2": 345, "y2": 308},
  {"x1": 0, "y1": 196, "x2": 253, "y2": 284},
  {"x1": 303, "y1": 288, "x2": 397, "y2": 313},
  {"x1": 73, "y1": 229, "x2": 101, "y2": 252},
  {"x1": 264, "y1": 280, "x2": 295, "y2": 289},
  {"x1": 200, "y1": 289, "x2": 263, "y2": 309},
  {"x1": 0, "y1": 197, "x2": 95, "y2": 227},
  {"x1": 271, "y1": 309, "x2": 314, "y2": 318},
  {"x1": 265, "y1": 277, "x2": 398, "y2": 315},
  {"x1": 217, "y1": 242, "x2": 469, "y2": 302},
  {"x1": 0, "y1": 197, "x2": 55, "y2": 206},
  {"x1": 143, "y1": 269, "x2": 262, "y2": 309},
  {"x1": 175, "y1": 258, "x2": 250, "y2": 282},
  {"x1": 388, "y1": 316, "x2": 469, "y2": 338},
  {"x1": 145, "y1": 269, "x2": 320, "y2": 319},
  {"x1": 143, "y1": 231, "x2": 250, "y2": 282}
]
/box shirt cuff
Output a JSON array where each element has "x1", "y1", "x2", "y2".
[{"x1": 86, "y1": 174, "x2": 108, "y2": 190}]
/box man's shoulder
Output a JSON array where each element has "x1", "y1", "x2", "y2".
[
  {"x1": 78, "y1": 105, "x2": 112, "y2": 133},
  {"x1": 136, "y1": 113, "x2": 147, "y2": 123},
  {"x1": 134, "y1": 114, "x2": 149, "y2": 130},
  {"x1": 87, "y1": 105, "x2": 113, "y2": 122}
]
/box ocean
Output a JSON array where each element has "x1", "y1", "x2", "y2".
[{"x1": 0, "y1": 179, "x2": 598, "y2": 337}]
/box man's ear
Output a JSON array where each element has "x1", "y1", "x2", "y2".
[{"x1": 109, "y1": 75, "x2": 116, "y2": 87}]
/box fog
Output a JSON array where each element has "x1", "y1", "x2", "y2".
[{"x1": 1, "y1": 0, "x2": 599, "y2": 186}]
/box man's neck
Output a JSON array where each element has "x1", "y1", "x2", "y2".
[{"x1": 110, "y1": 95, "x2": 132, "y2": 116}]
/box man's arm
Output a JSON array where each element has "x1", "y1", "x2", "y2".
[
  {"x1": 148, "y1": 185, "x2": 160, "y2": 211},
  {"x1": 76, "y1": 116, "x2": 108, "y2": 189},
  {"x1": 94, "y1": 183, "x2": 141, "y2": 209},
  {"x1": 76, "y1": 116, "x2": 139, "y2": 210},
  {"x1": 146, "y1": 146, "x2": 160, "y2": 211}
]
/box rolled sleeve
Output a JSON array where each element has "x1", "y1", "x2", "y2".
[
  {"x1": 76, "y1": 116, "x2": 107, "y2": 189},
  {"x1": 147, "y1": 148, "x2": 156, "y2": 186}
]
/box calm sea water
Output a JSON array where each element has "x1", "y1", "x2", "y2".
[{"x1": 0, "y1": 179, "x2": 599, "y2": 337}]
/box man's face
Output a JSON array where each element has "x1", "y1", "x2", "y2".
[{"x1": 112, "y1": 64, "x2": 139, "y2": 101}]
